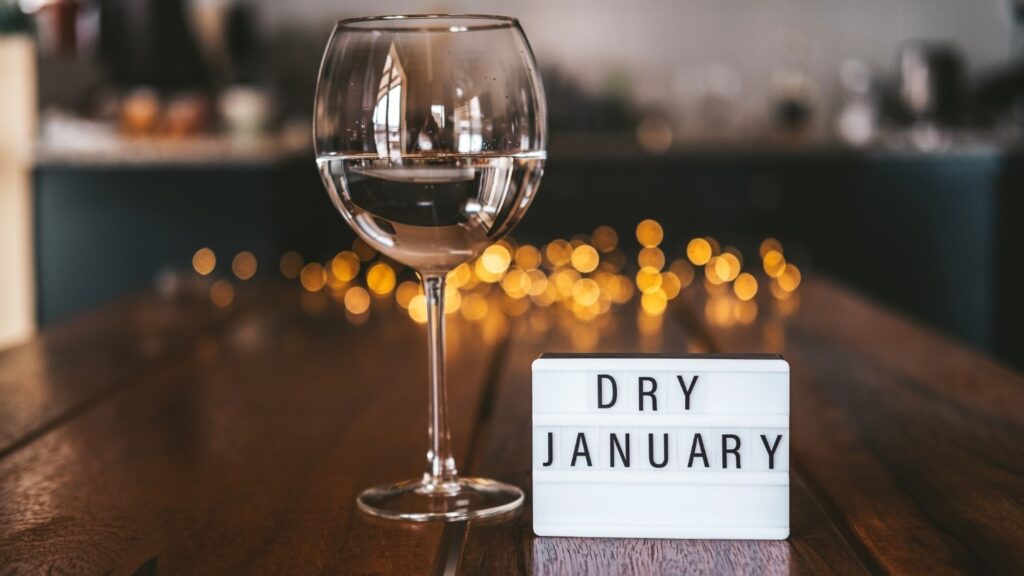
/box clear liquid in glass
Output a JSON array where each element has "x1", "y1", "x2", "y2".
[{"x1": 317, "y1": 152, "x2": 545, "y2": 273}]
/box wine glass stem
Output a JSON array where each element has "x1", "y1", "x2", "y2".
[{"x1": 422, "y1": 274, "x2": 458, "y2": 489}]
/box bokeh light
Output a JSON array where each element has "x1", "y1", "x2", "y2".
[
  {"x1": 192, "y1": 247, "x2": 216, "y2": 276},
  {"x1": 344, "y1": 286, "x2": 371, "y2": 315},
  {"x1": 331, "y1": 251, "x2": 360, "y2": 282},
  {"x1": 636, "y1": 219, "x2": 664, "y2": 248},
  {"x1": 686, "y1": 238, "x2": 712, "y2": 266},
  {"x1": 734, "y1": 272, "x2": 758, "y2": 301},
  {"x1": 209, "y1": 279, "x2": 234, "y2": 308},
  {"x1": 300, "y1": 263, "x2": 326, "y2": 292},
  {"x1": 279, "y1": 251, "x2": 303, "y2": 279},
  {"x1": 592, "y1": 225, "x2": 619, "y2": 252},
  {"x1": 366, "y1": 262, "x2": 397, "y2": 295},
  {"x1": 571, "y1": 244, "x2": 600, "y2": 273},
  {"x1": 231, "y1": 251, "x2": 257, "y2": 281},
  {"x1": 763, "y1": 250, "x2": 786, "y2": 278}
]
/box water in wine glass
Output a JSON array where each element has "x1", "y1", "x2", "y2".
[{"x1": 317, "y1": 151, "x2": 544, "y2": 272}]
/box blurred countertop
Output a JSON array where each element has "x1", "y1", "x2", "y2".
[
  {"x1": 30, "y1": 123, "x2": 1024, "y2": 170},
  {"x1": 33, "y1": 119, "x2": 312, "y2": 169}
]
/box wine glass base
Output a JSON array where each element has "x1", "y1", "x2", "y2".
[{"x1": 356, "y1": 477, "x2": 524, "y2": 522}]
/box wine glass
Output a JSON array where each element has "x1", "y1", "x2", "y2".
[{"x1": 313, "y1": 15, "x2": 546, "y2": 522}]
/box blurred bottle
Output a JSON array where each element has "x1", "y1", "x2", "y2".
[
  {"x1": 897, "y1": 41, "x2": 966, "y2": 150},
  {"x1": 835, "y1": 60, "x2": 878, "y2": 147}
]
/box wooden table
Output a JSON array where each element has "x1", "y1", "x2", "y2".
[{"x1": 1, "y1": 277, "x2": 1021, "y2": 574}]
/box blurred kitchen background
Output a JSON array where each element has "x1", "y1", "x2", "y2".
[{"x1": 2, "y1": 0, "x2": 1023, "y2": 367}]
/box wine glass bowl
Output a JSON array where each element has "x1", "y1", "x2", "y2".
[{"x1": 313, "y1": 15, "x2": 546, "y2": 522}]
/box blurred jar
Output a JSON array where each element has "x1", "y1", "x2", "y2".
[
  {"x1": 120, "y1": 88, "x2": 161, "y2": 136},
  {"x1": 218, "y1": 85, "x2": 273, "y2": 141}
]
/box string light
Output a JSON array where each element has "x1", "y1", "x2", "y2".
[
  {"x1": 231, "y1": 251, "x2": 257, "y2": 280},
  {"x1": 279, "y1": 251, "x2": 303, "y2": 279},
  {"x1": 734, "y1": 272, "x2": 758, "y2": 301},
  {"x1": 331, "y1": 251, "x2": 360, "y2": 282},
  {"x1": 344, "y1": 286, "x2": 371, "y2": 315},
  {"x1": 777, "y1": 264, "x2": 802, "y2": 292},
  {"x1": 514, "y1": 245, "x2": 542, "y2": 270},
  {"x1": 686, "y1": 238, "x2": 712, "y2": 266},
  {"x1": 635, "y1": 219, "x2": 664, "y2": 248},
  {"x1": 192, "y1": 247, "x2": 216, "y2": 276},
  {"x1": 395, "y1": 281, "x2": 420, "y2": 309},
  {"x1": 209, "y1": 279, "x2": 234, "y2": 308},
  {"x1": 480, "y1": 245, "x2": 512, "y2": 275},
  {"x1": 571, "y1": 244, "x2": 600, "y2": 273},
  {"x1": 366, "y1": 262, "x2": 396, "y2": 295},
  {"x1": 264, "y1": 228, "x2": 802, "y2": 334},
  {"x1": 592, "y1": 225, "x2": 619, "y2": 252},
  {"x1": 763, "y1": 250, "x2": 786, "y2": 278},
  {"x1": 300, "y1": 263, "x2": 327, "y2": 292},
  {"x1": 636, "y1": 266, "x2": 663, "y2": 294},
  {"x1": 638, "y1": 247, "x2": 665, "y2": 270}
]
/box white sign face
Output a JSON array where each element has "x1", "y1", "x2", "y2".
[{"x1": 532, "y1": 354, "x2": 789, "y2": 540}]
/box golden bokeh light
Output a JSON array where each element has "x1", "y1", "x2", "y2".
[
  {"x1": 670, "y1": 258, "x2": 695, "y2": 288},
  {"x1": 715, "y1": 252, "x2": 741, "y2": 282},
  {"x1": 636, "y1": 266, "x2": 663, "y2": 294},
  {"x1": 592, "y1": 225, "x2": 619, "y2": 252},
  {"x1": 209, "y1": 279, "x2": 234, "y2": 308},
  {"x1": 344, "y1": 286, "x2": 371, "y2": 315},
  {"x1": 501, "y1": 268, "x2": 528, "y2": 299},
  {"x1": 570, "y1": 244, "x2": 600, "y2": 273},
  {"x1": 192, "y1": 247, "x2": 216, "y2": 276},
  {"x1": 366, "y1": 262, "x2": 397, "y2": 295},
  {"x1": 525, "y1": 269, "x2": 548, "y2": 296},
  {"x1": 661, "y1": 271, "x2": 682, "y2": 299},
  {"x1": 638, "y1": 247, "x2": 665, "y2": 270},
  {"x1": 279, "y1": 251, "x2": 303, "y2": 279},
  {"x1": 408, "y1": 294, "x2": 428, "y2": 323},
  {"x1": 572, "y1": 278, "x2": 602, "y2": 306},
  {"x1": 760, "y1": 237, "x2": 783, "y2": 259},
  {"x1": 395, "y1": 281, "x2": 421, "y2": 309},
  {"x1": 446, "y1": 262, "x2": 472, "y2": 288},
  {"x1": 552, "y1": 268, "x2": 581, "y2": 299},
  {"x1": 686, "y1": 238, "x2": 712, "y2": 266},
  {"x1": 231, "y1": 251, "x2": 257, "y2": 280},
  {"x1": 778, "y1": 264, "x2": 802, "y2": 292},
  {"x1": 763, "y1": 250, "x2": 787, "y2": 278},
  {"x1": 641, "y1": 290, "x2": 668, "y2": 316},
  {"x1": 704, "y1": 258, "x2": 725, "y2": 285},
  {"x1": 734, "y1": 272, "x2": 758, "y2": 301},
  {"x1": 474, "y1": 257, "x2": 502, "y2": 283},
  {"x1": 461, "y1": 293, "x2": 489, "y2": 321},
  {"x1": 514, "y1": 245, "x2": 542, "y2": 270},
  {"x1": 480, "y1": 245, "x2": 512, "y2": 275},
  {"x1": 444, "y1": 285, "x2": 462, "y2": 314},
  {"x1": 300, "y1": 263, "x2": 326, "y2": 292},
  {"x1": 544, "y1": 239, "x2": 572, "y2": 268},
  {"x1": 635, "y1": 219, "x2": 664, "y2": 248},
  {"x1": 331, "y1": 251, "x2": 360, "y2": 282}
]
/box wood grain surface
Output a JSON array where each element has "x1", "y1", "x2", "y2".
[{"x1": 0, "y1": 277, "x2": 1021, "y2": 575}]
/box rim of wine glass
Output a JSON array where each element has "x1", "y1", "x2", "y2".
[{"x1": 335, "y1": 14, "x2": 520, "y2": 32}]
